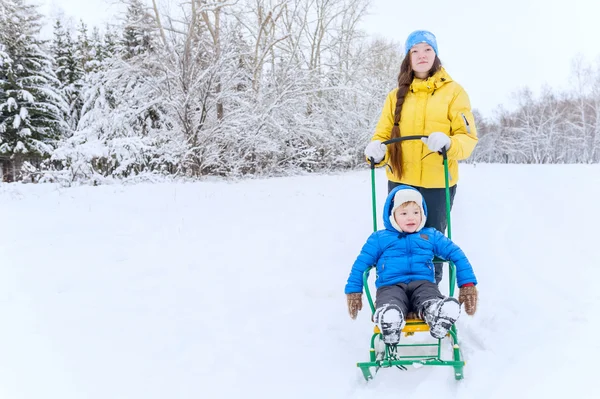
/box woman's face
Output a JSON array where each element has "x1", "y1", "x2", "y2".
[{"x1": 409, "y1": 43, "x2": 435, "y2": 78}]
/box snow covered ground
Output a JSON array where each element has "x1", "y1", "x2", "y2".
[{"x1": 1, "y1": 164, "x2": 599, "y2": 399}]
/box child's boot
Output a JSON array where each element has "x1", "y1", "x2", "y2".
[
  {"x1": 374, "y1": 304, "x2": 405, "y2": 345},
  {"x1": 421, "y1": 297, "x2": 461, "y2": 339}
]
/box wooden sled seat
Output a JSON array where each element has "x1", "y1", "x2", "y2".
[
  {"x1": 403, "y1": 312, "x2": 429, "y2": 333},
  {"x1": 373, "y1": 312, "x2": 430, "y2": 336}
]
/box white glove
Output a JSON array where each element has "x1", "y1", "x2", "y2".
[
  {"x1": 421, "y1": 132, "x2": 451, "y2": 152},
  {"x1": 364, "y1": 140, "x2": 387, "y2": 163}
]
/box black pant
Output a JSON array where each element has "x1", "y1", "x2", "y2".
[
  {"x1": 375, "y1": 280, "x2": 443, "y2": 315},
  {"x1": 388, "y1": 181, "x2": 457, "y2": 283}
]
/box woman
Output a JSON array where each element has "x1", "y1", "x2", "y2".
[{"x1": 364, "y1": 30, "x2": 478, "y2": 284}]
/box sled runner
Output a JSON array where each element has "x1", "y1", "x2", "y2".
[{"x1": 357, "y1": 136, "x2": 465, "y2": 381}]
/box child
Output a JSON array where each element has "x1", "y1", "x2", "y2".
[{"x1": 345, "y1": 185, "x2": 478, "y2": 345}]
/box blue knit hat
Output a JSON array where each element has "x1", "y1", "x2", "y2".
[{"x1": 405, "y1": 30, "x2": 438, "y2": 56}]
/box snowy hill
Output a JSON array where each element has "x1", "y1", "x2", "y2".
[{"x1": 1, "y1": 164, "x2": 599, "y2": 399}]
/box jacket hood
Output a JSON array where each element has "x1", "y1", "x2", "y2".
[{"x1": 383, "y1": 185, "x2": 429, "y2": 233}]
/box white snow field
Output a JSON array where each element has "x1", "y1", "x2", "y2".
[{"x1": 1, "y1": 164, "x2": 599, "y2": 399}]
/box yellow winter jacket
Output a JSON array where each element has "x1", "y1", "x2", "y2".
[{"x1": 371, "y1": 67, "x2": 478, "y2": 188}]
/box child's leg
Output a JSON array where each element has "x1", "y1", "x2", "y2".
[
  {"x1": 374, "y1": 285, "x2": 409, "y2": 345},
  {"x1": 408, "y1": 280, "x2": 460, "y2": 339}
]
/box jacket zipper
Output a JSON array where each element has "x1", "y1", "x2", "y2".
[
  {"x1": 461, "y1": 113, "x2": 471, "y2": 134},
  {"x1": 407, "y1": 236, "x2": 412, "y2": 274}
]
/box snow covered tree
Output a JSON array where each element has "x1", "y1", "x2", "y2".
[
  {"x1": 74, "y1": 20, "x2": 99, "y2": 74},
  {"x1": 121, "y1": 0, "x2": 156, "y2": 59},
  {"x1": 0, "y1": 0, "x2": 68, "y2": 168},
  {"x1": 469, "y1": 55, "x2": 600, "y2": 165},
  {"x1": 101, "y1": 27, "x2": 119, "y2": 61},
  {"x1": 89, "y1": 27, "x2": 103, "y2": 64},
  {"x1": 52, "y1": 20, "x2": 70, "y2": 85},
  {"x1": 48, "y1": 0, "x2": 172, "y2": 183},
  {"x1": 51, "y1": 55, "x2": 173, "y2": 182},
  {"x1": 51, "y1": 18, "x2": 83, "y2": 130}
]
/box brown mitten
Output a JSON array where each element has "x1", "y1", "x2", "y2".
[
  {"x1": 459, "y1": 285, "x2": 478, "y2": 315},
  {"x1": 346, "y1": 293, "x2": 363, "y2": 319}
]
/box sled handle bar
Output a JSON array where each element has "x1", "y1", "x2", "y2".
[
  {"x1": 382, "y1": 135, "x2": 427, "y2": 145},
  {"x1": 368, "y1": 135, "x2": 447, "y2": 169}
]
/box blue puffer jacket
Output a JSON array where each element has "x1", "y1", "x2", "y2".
[{"x1": 344, "y1": 186, "x2": 477, "y2": 294}]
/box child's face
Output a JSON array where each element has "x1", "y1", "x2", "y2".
[{"x1": 393, "y1": 202, "x2": 422, "y2": 233}]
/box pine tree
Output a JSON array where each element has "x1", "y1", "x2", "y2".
[
  {"x1": 75, "y1": 20, "x2": 97, "y2": 74},
  {"x1": 0, "y1": 0, "x2": 68, "y2": 159},
  {"x1": 102, "y1": 27, "x2": 119, "y2": 60},
  {"x1": 88, "y1": 26, "x2": 103, "y2": 69},
  {"x1": 51, "y1": 18, "x2": 83, "y2": 130},
  {"x1": 121, "y1": 0, "x2": 156, "y2": 59},
  {"x1": 51, "y1": 19, "x2": 69, "y2": 85}
]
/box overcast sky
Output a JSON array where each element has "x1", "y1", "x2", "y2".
[{"x1": 36, "y1": 0, "x2": 600, "y2": 117}]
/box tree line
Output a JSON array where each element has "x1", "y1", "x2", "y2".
[{"x1": 0, "y1": 0, "x2": 598, "y2": 184}]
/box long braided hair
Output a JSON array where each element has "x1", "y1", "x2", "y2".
[{"x1": 388, "y1": 55, "x2": 442, "y2": 178}]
